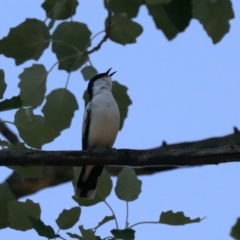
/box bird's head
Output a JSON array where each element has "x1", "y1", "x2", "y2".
[{"x1": 87, "y1": 68, "x2": 116, "y2": 97}]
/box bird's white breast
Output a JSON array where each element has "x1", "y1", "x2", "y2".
[{"x1": 87, "y1": 91, "x2": 120, "y2": 149}]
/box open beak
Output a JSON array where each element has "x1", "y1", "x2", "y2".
[{"x1": 106, "y1": 68, "x2": 116, "y2": 77}]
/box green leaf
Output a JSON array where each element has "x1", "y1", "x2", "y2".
[
  {"x1": 0, "y1": 139, "x2": 9, "y2": 146},
  {"x1": 0, "y1": 19, "x2": 50, "y2": 65},
  {"x1": 67, "y1": 232, "x2": 83, "y2": 239},
  {"x1": 146, "y1": 0, "x2": 171, "y2": 4},
  {"x1": 7, "y1": 142, "x2": 31, "y2": 150},
  {"x1": 56, "y1": 207, "x2": 81, "y2": 230},
  {"x1": 52, "y1": 22, "x2": 91, "y2": 71},
  {"x1": 8, "y1": 166, "x2": 42, "y2": 178},
  {"x1": 18, "y1": 64, "x2": 47, "y2": 108},
  {"x1": 28, "y1": 217, "x2": 59, "y2": 239},
  {"x1": 115, "y1": 167, "x2": 142, "y2": 201},
  {"x1": 147, "y1": 0, "x2": 192, "y2": 40},
  {"x1": 111, "y1": 229, "x2": 135, "y2": 240},
  {"x1": 96, "y1": 215, "x2": 114, "y2": 229},
  {"x1": 14, "y1": 107, "x2": 59, "y2": 149},
  {"x1": 42, "y1": 88, "x2": 79, "y2": 133},
  {"x1": 0, "y1": 96, "x2": 23, "y2": 112},
  {"x1": 230, "y1": 218, "x2": 240, "y2": 240},
  {"x1": 0, "y1": 69, "x2": 7, "y2": 99},
  {"x1": 159, "y1": 210, "x2": 202, "y2": 225},
  {"x1": 108, "y1": 14, "x2": 143, "y2": 45},
  {"x1": 109, "y1": 0, "x2": 142, "y2": 18},
  {"x1": 42, "y1": 0, "x2": 79, "y2": 20},
  {"x1": 79, "y1": 225, "x2": 95, "y2": 240},
  {"x1": 112, "y1": 81, "x2": 132, "y2": 130},
  {"x1": 0, "y1": 183, "x2": 16, "y2": 229},
  {"x1": 8, "y1": 199, "x2": 41, "y2": 231},
  {"x1": 81, "y1": 66, "x2": 98, "y2": 80},
  {"x1": 73, "y1": 169, "x2": 112, "y2": 206},
  {"x1": 192, "y1": 0, "x2": 234, "y2": 44}
]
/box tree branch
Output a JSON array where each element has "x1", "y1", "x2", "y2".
[
  {"x1": 2, "y1": 126, "x2": 240, "y2": 198},
  {"x1": 1, "y1": 145, "x2": 240, "y2": 167}
]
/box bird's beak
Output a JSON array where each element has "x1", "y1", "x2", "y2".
[
  {"x1": 106, "y1": 68, "x2": 112, "y2": 75},
  {"x1": 109, "y1": 71, "x2": 116, "y2": 77},
  {"x1": 106, "y1": 68, "x2": 116, "y2": 77}
]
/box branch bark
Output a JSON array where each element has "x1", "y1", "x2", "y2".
[
  {"x1": 1, "y1": 126, "x2": 240, "y2": 198},
  {"x1": 1, "y1": 145, "x2": 240, "y2": 167}
]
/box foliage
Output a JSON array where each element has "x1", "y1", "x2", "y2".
[
  {"x1": 0, "y1": 167, "x2": 203, "y2": 239},
  {"x1": 0, "y1": 0, "x2": 236, "y2": 239}
]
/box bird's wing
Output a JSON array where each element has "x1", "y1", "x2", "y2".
[{"x1": 82, "y1": 102, "x2": 91, "y2": 150}]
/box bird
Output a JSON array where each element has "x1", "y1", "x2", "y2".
[{"x1": 75, "y1": 68, "x2": 120, "y2": 199}]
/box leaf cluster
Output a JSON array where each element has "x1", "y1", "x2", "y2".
[{"x1": 0, "y1": 167, "x2": 203, "y2": 239}]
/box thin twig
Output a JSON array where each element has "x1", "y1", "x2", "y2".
[
  {"x1": 129, "y1": 221, "x2": 160, "y2": 228},
  {"x1": 86, "y1": 1, "x2": 113, "y2": 55},
  {"x1": 126, "y1": 201, "x2": 129, "y2": 228},
  {"x1": 104, "y1": 199, "x2": 119, "y2": 229}
]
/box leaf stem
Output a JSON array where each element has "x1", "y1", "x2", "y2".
[
  {"x1": 103, "y1": 199, "x2": 119, "y2": 229},
  {"x1": 125, "y1": 201, "x2": 129, "y2": 228},
  {"x1": 58, "y1": 236, "x2": 67, "y2": 240},
  {"x1": 65, "y1": 72, "x2": 72, "y2": 89},
  {"x1": 90, "y1": 30, "x2": 105, "y2": 41},
  {"x1": 128, "y1": 221, "x2": 159, "y2": 228}
]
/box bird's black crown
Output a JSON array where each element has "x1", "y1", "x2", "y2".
[{"x1": 87, "y1": 68, "x2": 116, "y2": 96}]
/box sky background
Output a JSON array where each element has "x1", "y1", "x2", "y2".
[{"x1": 1, "y1": 0, "x2": 240, "y2": 239}]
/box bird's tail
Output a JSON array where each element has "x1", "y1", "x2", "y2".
[{"x1": 75, "y1": 166, "x2": 104, "y2": 199}]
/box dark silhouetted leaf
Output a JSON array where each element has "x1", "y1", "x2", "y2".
[
  {"x1": 42, "y1": 0, "x2": 79, "y2": 20},
  {"x1": 0, "y1": 139, "x2": 9, "y2": 146},
  {"x1": 7, "y1": 142, "x2": 31, "y2": 150},
  {"x1": 52, "y1": 22, "x2": 91, "y2": 71},
  {"x1": 73, "y1": 169, "x2": 112, "y2": 206},
  {"x1": 8, "y1": 166, "x2": 42, "y2": 178},
  {"x1": 8, "y1": 199, "x2": 41, "y2": 231},
  {"x1": 146, "y1": 0, "x2": 171, "y2": 4},
  {"x1": 112, "y1": 81, "x2": 132, "y2": 130},
  {"x1": 111, "y1": 229, "x2": 135, "y2": 240},
  {"x1": 79, "y1": 225, "x2": 95, "y2": 240},
  {"x1": 83, "y1": 81, "x2": 132, "y2": 131},
  {"x1": 192, "y1": 0, "x2": 234, "y2": 44},
  {"x1": 0, "y1": 96, "x2": 23, "y2": 112},
  {"x1": 147, "y1": 0, "x2": 192, "y2": 40},
  {"x1": 159, "y1": 210, "x2": 202, "y2": 225},
  {"x1": 18, "y1": 64, "x2": 47, "y2": 108},
  {"x1": 0, "y1": 69, "x2": 7, "y2": 99},
  {"x1": 115, "y1": 167, "x2": 142, "y2": 201},
  {"x1": 230, "y1": 218, "x2": 240, "y2": 240},
  {"x1": 96, "y1": 215, "x2": 115, "y2": 228},
  {"x1": 0, "y1": 19, "x2": 50, "y2": 65},
  {"x1": 81, "y1": 66, "x2": 98, "y2": 80},
  {"x1": 56, "y1": 207, "x2": 81, "y2": 230},
  {"x1": 29, "y1": 217, "x2": 59, "y2": 239},
  {"x1": 67, "y1": 232, "x2": 83, "y2": 239},
  {"x1": 109, "y1": 0, "x2": 142, "y2": 18},
  {"x1": 14, "y1": 107, "x2": 59, "y2": 149},
  {"x1": 42, "y1": 88, "x2": 78, "y2": 133},
  {"x1": 0, "y1": 183, "x2": 15, "y2": 229},
  {"x1": 108, "y1": 14, "x2": 143, "y2": 45}
]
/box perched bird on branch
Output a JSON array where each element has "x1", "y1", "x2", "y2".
[{"x1": 75, "y1": 68, "x2": 120, "y2": 198}]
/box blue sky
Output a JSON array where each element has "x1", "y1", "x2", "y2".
[{"x1": 1, "y1": 0, "x2": 240, "y2": 239}]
